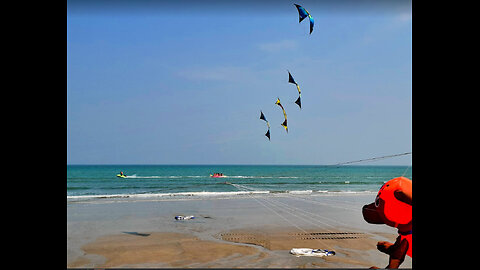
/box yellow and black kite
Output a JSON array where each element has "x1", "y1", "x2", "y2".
[
  {"x1": 259, "y1": 110, "x2": 271, "y2": 140},
  {"x1": 275, "y1": 98, "x2": 288, "y2": 133},
  {"x1": 288, "y1": 70, "x2": 302, "y2": 109}
]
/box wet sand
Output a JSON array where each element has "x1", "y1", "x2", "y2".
[{"x1": 67, "y1": 193, "x2": 412, "y2": 268}]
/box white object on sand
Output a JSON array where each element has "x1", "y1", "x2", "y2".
[
  {"x1": 175, "y1": 215, "x2": 195, "y2": 220},
  {"x1": 290, "y1": 248, "x2": 335, "y2": 257}
]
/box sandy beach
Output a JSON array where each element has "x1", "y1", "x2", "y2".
[{"x1": 67, "y1": 193, "x2": 412, "y2": 268}]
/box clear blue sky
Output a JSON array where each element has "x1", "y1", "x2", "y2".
[{"x1": 67, "y1": 0, "x2": 412, "y2": 165}]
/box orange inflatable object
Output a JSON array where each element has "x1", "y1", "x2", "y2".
[{"x1": 375, "y1": 176, "x2": 412, "y2": 227}]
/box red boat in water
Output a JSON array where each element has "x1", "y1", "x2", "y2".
[{"x1": 210, "y1": 173, "x2": 226, "y2": 178}]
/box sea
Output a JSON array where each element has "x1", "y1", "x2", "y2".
[{"x1": 67, "y1": 165, "x2": 412, "y2": 201}]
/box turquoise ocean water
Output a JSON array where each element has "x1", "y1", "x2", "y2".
[{"x1": 67, "y1": 165, "x2": 412, "y2": 200}]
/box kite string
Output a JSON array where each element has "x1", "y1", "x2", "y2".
[
  {"x1": 401, "y1": 164, "x2": 412, "y2": 177},
  {"x1": 227, "y1": 152, "x2": 412, "y2": 251},
  {"x1": 233, "y1": 184, "x2": 342, "y2": 229},
  {"x1": 230, "y1": 184, "x2": 337, "y2": 250},
  {"x1": 230, "y1": 184, "x2": 309, "y2": 233},
  {"x1": 264, "y1": 193, "x2": 354, "y2": 229},
  {"x1": 229, "y1": 151, "x2": 413, "y2": 228},
  {"x1": 231, "y1": 183, "x2": 366, "y2": 234},
  {"x1": 331, "y1": 152, "x2": 412, "y2": 167},
  {"x1": 234, "y1": 183, "x2": 359, "y2": 212}
]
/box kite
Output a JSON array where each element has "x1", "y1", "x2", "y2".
[
  {"x1": 294, "y1": 4, "x2": 314, "y2": 34},
  {"x1": 288, "y1": 70, "x2": 302, "y2": 109},
  {"x1": 275, "y1": 98, "x2": 288, "y2": 133},
  {"x1": 259, "y1": 110, "x2": 271, "y2": 140}
]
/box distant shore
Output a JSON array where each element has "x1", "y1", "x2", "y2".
[{"x1": 67, "y1": 193, "x2": 412, "y2": 268}]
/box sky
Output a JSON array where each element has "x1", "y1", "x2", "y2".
[{"x1": 67, "y1": 0, "x2": 412, "y2": 165}]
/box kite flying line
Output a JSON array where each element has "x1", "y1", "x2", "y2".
[{"x1": 330, "y1": 152, "x2": 412, "y2": 167}]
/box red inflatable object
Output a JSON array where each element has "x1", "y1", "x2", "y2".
[
  {"x1": 210, "y1": 174, "x2": 226, "y2": 178},
  {"x1": 375, "y1": 176, "x2": 412, "y2": 227}
]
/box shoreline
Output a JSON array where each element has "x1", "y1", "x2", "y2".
[
  {"x1": 67, "y1": 193, "x2": 412, "y2": 268},
  {"x1": 67, "y1": 190, "x2": 378, "y2": 202}
]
